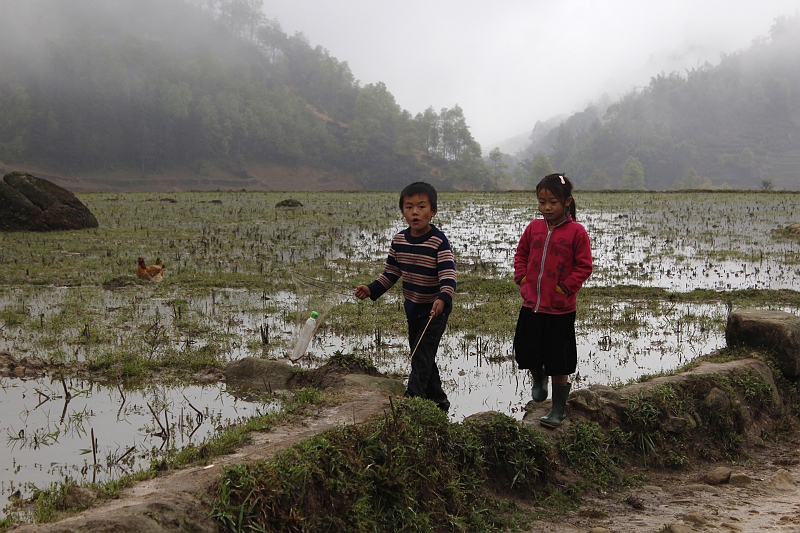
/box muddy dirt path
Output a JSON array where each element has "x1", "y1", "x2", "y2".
[
  {"x1": 518, "y1": 441, "x2": 800, "y2": 533},
  {"x1": 517, "y1": 362, "x2": 800, "y2": 533}
]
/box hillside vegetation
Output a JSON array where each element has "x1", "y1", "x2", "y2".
[
  {"x1": 2, "y1": 2, "x2": 799, "y2": 191},
  {"x1": 0, "y1": 0, "x2": 489, "y2": 190},
  {"x1": 516, "y1": 14, "x2": 800, "y2": 191}
]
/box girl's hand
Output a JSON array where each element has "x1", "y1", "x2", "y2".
[
  {"x1": 354, "y1": 285, "x2": 371, "y2": 300},
  {"x1": 519, "y1": 276, "x2": 527, "y2": 285},
  {"x1": 556, "y1": 285, "x2": 565, "y2": 294},
  {"x1": 431, "y1": 299, "x2": 445, "y2": 317}
]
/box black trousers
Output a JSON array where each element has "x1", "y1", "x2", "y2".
[{"x1": 405, "y1": 313, "x2": 449, "y2": 411}]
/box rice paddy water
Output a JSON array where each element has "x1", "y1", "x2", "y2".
[{"x1": 1, "y1": 190, "x2": 799, "y2": 513}]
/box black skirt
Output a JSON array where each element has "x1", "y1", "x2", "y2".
[{"x1": 513, "y1": 307, "x2": 577, "y2": 376}]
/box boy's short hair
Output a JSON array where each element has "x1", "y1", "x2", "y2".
[{"x1": 399, "y1": 181, "x2": 438, "y2": 211}]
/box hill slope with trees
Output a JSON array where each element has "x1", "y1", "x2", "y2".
[
  {"x1": 0, "y1": 0, "x2": 490, "y2": 191},
  {"x1": 5, "y1": 2, "x2": 797, "y2": 192},
  {"x1": 514, "y1": 14, "x2": 800, "y2": 191}
]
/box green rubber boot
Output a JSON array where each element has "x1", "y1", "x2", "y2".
[
  {"x1": 539, "y1": 383, "x2": 571, "y2": 428},
  {"x1": 530, "y1": 367, "x2": 548, "y2": 402}
]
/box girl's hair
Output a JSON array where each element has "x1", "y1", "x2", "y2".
[{"x1": 536, "y1": 173, "x2": 577, "y2": 221}]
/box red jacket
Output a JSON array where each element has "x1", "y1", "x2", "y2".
[{"x1": 513, "y1": 216, "x2": 592, "y2": 314}]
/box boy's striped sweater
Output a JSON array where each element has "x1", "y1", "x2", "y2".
[{"x1": 367, "y1": 225, "x2": 456, "y2": 320}]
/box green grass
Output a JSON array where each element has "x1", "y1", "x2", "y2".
[
  {"x1": 620, "y1": 369, "x2": 782, "y2": 466},
  {"x1": 210, "y1": 363, "x2": 793, "y2": 533},
  {"x1": 212, "y1": 398, "x2": 553, "y2": 533},
  {"x1": 557, "y1": 422, "x2": 628, "y2": 491}
]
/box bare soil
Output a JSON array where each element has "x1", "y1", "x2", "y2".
[
  {"x1": 514, "y1": 435, "x2": 800, "y2": 533},
  {"x1": 1, "y1": 161, "x2": 362, "y2": 193}
]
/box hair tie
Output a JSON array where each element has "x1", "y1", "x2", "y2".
[{"x1": 559, "y1": 175, "x2": 565, "y2": 184}]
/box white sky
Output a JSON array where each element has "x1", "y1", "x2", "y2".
[{"x1": 263, "y1": 0, "x2": 799, "y2": 152}]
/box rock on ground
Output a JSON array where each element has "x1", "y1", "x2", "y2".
[
  {"x1": 0, "y1": 171, "x2": 98, "y2": 231},
  {"x1": 726, "y1": 308, "x2": 800, "y2": 378}
]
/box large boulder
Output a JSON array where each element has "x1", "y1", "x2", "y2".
[
  {"x1": 726, "y1": 309, "x2": 800, "y2": 378},
  {"x1": 0, "y1": 171, "x2": 98, "y2": 231}
]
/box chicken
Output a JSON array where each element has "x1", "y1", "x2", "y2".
[{"x1": 136, "y1": 257, "x2": 166, "y2": 282}]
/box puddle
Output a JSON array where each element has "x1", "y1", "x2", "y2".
[
  {"x1": 295, "y1": 301, "x2": 731, "y2": 420},
  {"x1": 1, "y1": 286, "x2": 795, "y2": 432},
  {"x1": 0, "y1": 287, "x2": 299, "y2": 363},
  {"x1": 0, "y1": 376, "x2": 276, "y2": 508}
]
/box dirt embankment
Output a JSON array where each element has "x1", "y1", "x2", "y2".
[
  {"x1": 8, "y1": 355, "x2": 800, "y2": 533},
  {"x1": 519, "y1": 358, "x2": 800, "y2": 533},
  {"x1": 0, "y1": 161, "x2": 363, "y2": 193}
]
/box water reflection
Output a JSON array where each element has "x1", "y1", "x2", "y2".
[
  {"x1": 440, "y1": 193, "x2": 800, "y2": 290},
  {"x1": 289, "y1": 301, "x2": 731, "y2": 420},
  {"x1": 3, "y1": 191, "x2": 800, "y2": 513},
  {"x1": 0, "y1": 377, "x2": 276, "y2": 508}
]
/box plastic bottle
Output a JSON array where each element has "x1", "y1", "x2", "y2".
[{"x1": 291, "y1": 311, "x2": 318, "y2": 360}]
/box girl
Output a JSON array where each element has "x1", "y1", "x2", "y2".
[{"x1": 513, "y1": 173, "x2": 592, "y2": 428}]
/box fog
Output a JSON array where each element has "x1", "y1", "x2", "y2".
[
  {"x1": 0, "y1": 0, "x2": 235, "y2": 68},
  {"x1": 1, "y1": 0, "x2": 797, "y2": 157},
  {"x1": 263, "y1": 0, "x2": 800, "y2": 152}
]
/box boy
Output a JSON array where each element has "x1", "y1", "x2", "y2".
[{"x1": 354, "y1": 181, "x2": 456, "y2": 412}]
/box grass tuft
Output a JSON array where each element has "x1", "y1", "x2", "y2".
[{"x1": 558, "y1": 421, "x2": 627, "y2": 491}]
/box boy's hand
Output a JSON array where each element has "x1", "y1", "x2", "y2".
[
  {"x1": 430, "y1": 299, "x2": 445, "y2": 317},
  {"x1": 354, "y1": 285, "x2": 371, "y2": 300}
]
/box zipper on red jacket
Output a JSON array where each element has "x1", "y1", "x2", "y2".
[{"x1": 534, "y1": 217, "x2": 569, "y2": 313}]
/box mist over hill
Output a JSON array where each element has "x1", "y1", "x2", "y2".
[
  {"x1": 1, "y1": 1, "x2": 798, "y2": 191},
  {"x1": 0, "y1": 0, "x2": 489, "y2": 191},
  {"x1": 511, "y1": 14, "x2": 800, "y2": 191}
]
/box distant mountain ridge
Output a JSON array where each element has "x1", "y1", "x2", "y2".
[
  {"x1": 487, "y1": 132, "x2": 530, "y2": 158},
  {"x1": 516, "y1": 14, "x2": 800, "y2": 190}
]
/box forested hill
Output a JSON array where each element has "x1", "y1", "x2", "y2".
[
  {"x1": 518, "y1": 14, "x2": 800, "y2": 191},
  {"x1": 0, "y1": 0, "x2": 489, "y2": 191}
]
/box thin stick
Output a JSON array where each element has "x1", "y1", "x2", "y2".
[
  {"x1": 91, "y1": 427, "x2": 98, "y2": 471},
  {"x1": 60, "y1": 374, "x2": 72, "y2": 400},
  {"x1": 410, "y1": 314, "x2": 434, "y2": 360},
  {"x1": 116, "y1": 445, "x2": 137, "y2": 465},
  {"x1": 91, "y1": 427, "x2": 98, "y2": 484},
  {"x1": 405, "y1": 313, "x2": 434, "y2": 378},
  {"x1": 182, "y1": 394, "x2": 204, "y2": 419},
  {"x1": 148, "y1": 402, "x2": 168, "y2": 439}
]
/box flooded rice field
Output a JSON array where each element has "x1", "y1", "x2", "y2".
[
  {"x1": 1, "y1": 190, "x2": 799, "y2": 512},
  {"x1": 0, "y1": 287, "x2": 731, "y2": 411},
  {"x1": 0, "y1": 377, "x2": 275, "y2": 505},
  {"x1": 443, "y1": 192, "x2": 800, "y2": 290}
]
